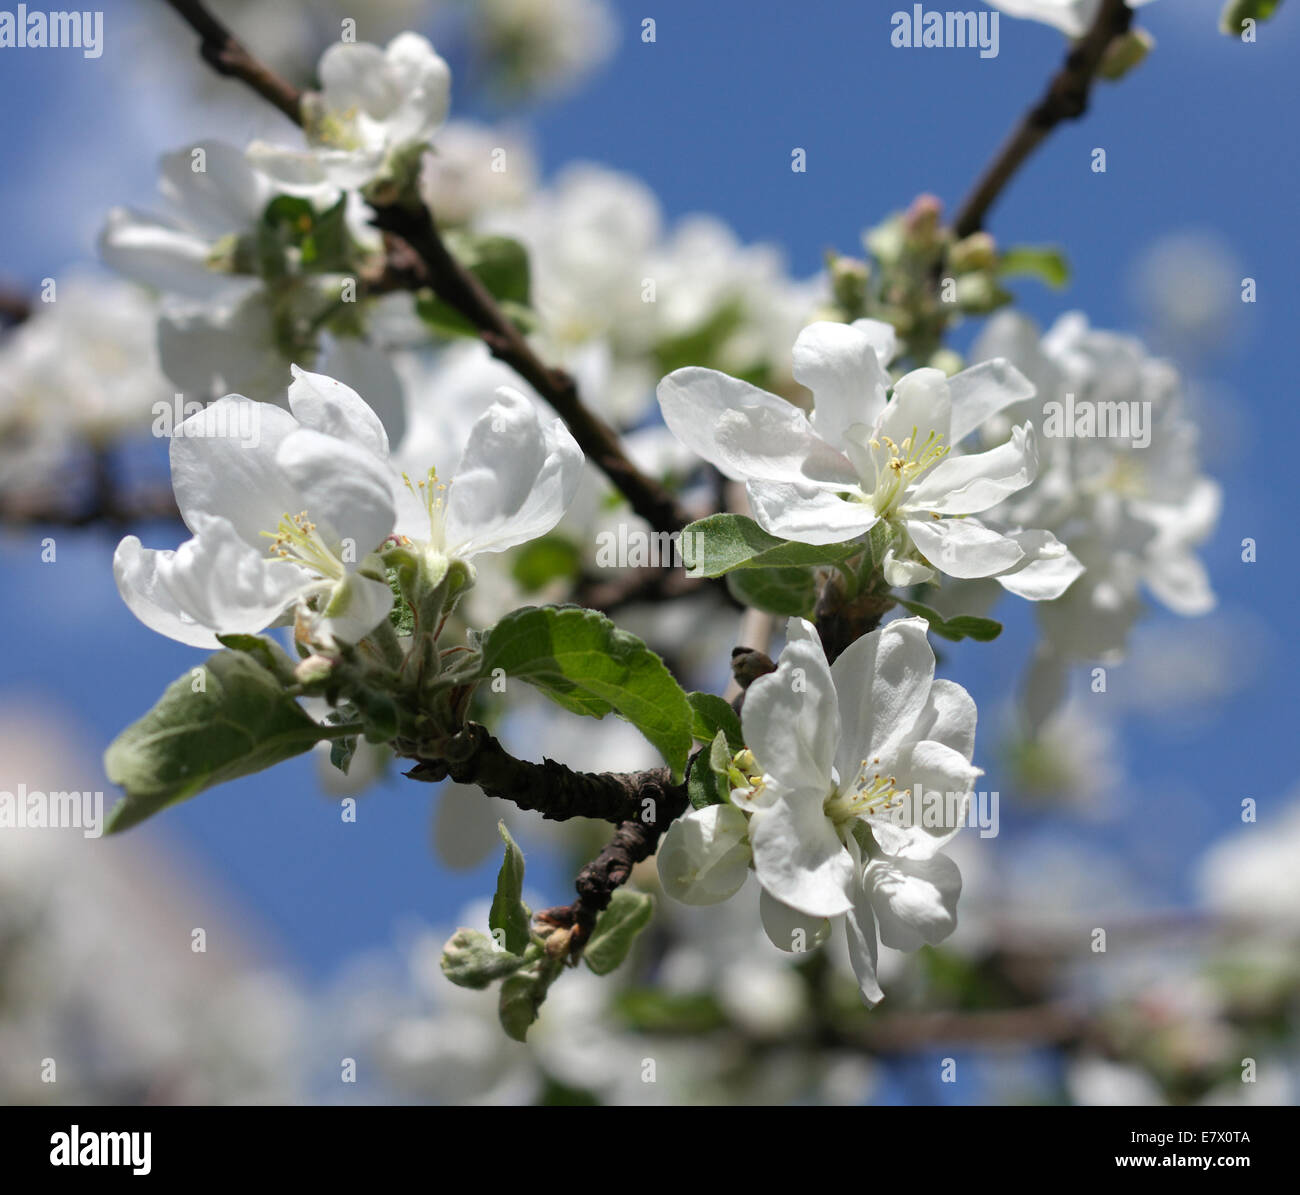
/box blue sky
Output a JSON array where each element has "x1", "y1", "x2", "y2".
[{"x1": 1, "y1": 0, "x2": 1296, "y2": 983}]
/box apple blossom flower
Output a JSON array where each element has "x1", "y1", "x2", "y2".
[
  {"x1": 659, "y1": 319, "x2": 1077, "y2": 591},
  {"x1": 115, "y1": 367, "x2": 583, "y2": 649},
  {"x1": 658, "y1": 616, "x2": 980, "y2": 1003},
  {"x1": 301, "y1": 33, "x2": 451, "y2": 190},
  {"x1": 969, "y1": 311, "x2": 1220, "y2": 722},
  {"x1": 100, "y1": 139, "x2": 371, "y2": 302}
]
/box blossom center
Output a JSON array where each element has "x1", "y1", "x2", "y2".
[
  {"x1": 824, "y1": 758, "x2": 906, "y2": 827},
  {"x1": 262, "y1": 511, "x2": 346, "y2": 580},
  {"x1": 402, "y1": 467, "x2": 449, "y2": 551},
  {"x1": 868, "y1": 425, "x2": 949, "y2": 515}
]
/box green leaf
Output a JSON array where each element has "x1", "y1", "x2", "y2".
[
  {"x1": 417, "y1": 232, "x2": 533, "y2": 337},
  {"x1": 686, "y1": 731, "x2": 732, "y2": 811},
  {"x1": 441, "y1": 928, "x2": 528, "y2": 989},
  {"x1": 725, "y1": 564, "x2": 819, "y2": 617},
  {"x1": 475, "y1": 605, "x2": 694, "y2": 777},
  {"x1": 997, "y1": 245, "x2": 1070, "y2": 290},
  {"x1": 686, "y1": 692, "x2": 743, "y2": 750},
  {"x1": 104, "y1": 650, "x2": 329, "y2": 833},
  {"x1": 489, "y1": 821, "x2": 532, "y2": 956},
  {"x1": 613, "y1": 988, "x2": 728, "y2": 1034},
  {"x1": 896, "y1": 600, "x2": 1003, "y2": 643},
  {"x1": 510, "y1": 535, "x2": 583, "y2": 593},
  {"x1": 499, "y1": 958, "x2": 561, "y2": 1042},
  {"x1": 214, "y1": 633, "x2": 299, "y2": 684},
  {"x1": 256, "y1": 194, "x2": 354, "y2": 276},
  {"x1": 385, "y1": 567, "x2": 416, "y2": 636},
  {"x1": 584, "y1": 889, "x2": 655, "y2": 975},
  {"x1": 682, "y1": 513, "x2": 864, "y2": 579},
  {"x1": 1220, "y1": 0, "x2": 1282, "y2": 35}
]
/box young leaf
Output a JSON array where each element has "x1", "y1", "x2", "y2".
[
  {"x1": 104, "y1": 650, "x2": 330, "y2": 833},
  {"x1": 896, "y1": 599, "x2": 1003, "y2": 643},
  {"x1": 686, "y1": 691, "x2": 743, "y2": 750},
  {"x1": 683, "y1": 513, "x2": 864, "y2": 578},
  {"x1": 997, "y1": 245, "x2": 1070, "y2": 290},
  {"x1": 584, "y1": 890, "x2": 655, "y2": 976},
  {"x1": 475, "y1": 605, "x2": 694, "y2": 777},
  {"x1": 725, "y1": 564, "x2": 819, "y2": 617},
  {"x1": 686, "y1": 732, "x2": 729, "y2": 810},
  {"x1": 498, "y1": 958, "x2": 561, "y2": 1042},
  {"x1": 489, "y1": 821, "x2": 532, "y2": 956},
  {"x1": 441, "y1": 928, "x2": 529, "y2": 989}
]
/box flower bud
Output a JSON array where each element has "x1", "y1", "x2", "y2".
[
  {"x1": 1098, "y1": 29, "x2": 1153, "y2": 81},
  {"x1": 949, "y1": 232, "x2": 997, "y2": 274}
]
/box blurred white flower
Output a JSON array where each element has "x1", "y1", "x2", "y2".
[
  {"x1": 418, "y1": 121, "x2": 537, "y2": 225},
  {"x1": 474, "y1": 0, "x2": 618, "y2": 98},
  {"x1": 1198, "y1": 790, "x2": 1300, "y2": 930},
  {"x1": 301, "y1": 33, "x2": 452, "y2": 190}
]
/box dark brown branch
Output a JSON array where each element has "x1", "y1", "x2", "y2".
[
  {"x1": 406, "y1": 723, "x2": 689, "y2": 952},
  {"x1": 161, "y1": 0, "x2": 303, "y2": 124},
  {"x1": 403, "y1": 723, "x2": 682, "y2": 826},
  {"x1": 952, "y1": 0, "x2": 1134, "y2": 238},
  {"x1": 160, "y1": 0, "x2": 690, "y2": 538},
  {"x1": 369, "y1": 203, "x2": 691, "y2": 535},
  {"x1": 536, "y1": 809, "x2": 686, "y2": 951}
]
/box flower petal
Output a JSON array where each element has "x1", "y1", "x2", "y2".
[
  {"x1": 442, "y1": 387, "x2": 583, "y2": 558},
  {"x1": 912, "y1": 679, "x2": 978, "y2": 764},
  {"x1": 748, "y1": 781, "x2": 854, "y2": 918},
  {"x1": 906, "y1": 515, "x2": 1025, "y2": 579},
  {"x1": 98, "y1": 208, "x2": 226, "y2": 300},
  {"x1": 907, "y1": 423, "x2": 1038, "y2": 515},
  {"x1": 742, "y1": 622, "x2": 839, "y2": 793},
  {"x1": 276, "y1": 428, "x2": 398, "y2": 558},
  {"x1": 868, "y1": 739, "x2": 980, "y2": 860},
  {"x1": 114, "y1": 515, "x2": 305, "y2": 646},
  {"x1": 866, "y1": 851, "x2": 962, "y2": 952},
  {"x1": 657, "y1": 804, "x2": 752, "y2": 905},
  {"x1": 844, "y1": 834, "x2": 885, "y2": 1004},
  {"x1": 746, "y1": 479, "x2": 879, "y2": 546},
  {"x1": 657, "y1": 366, "x2": 858, "y2": 486},
  {"x1": 876, "y1": 367, "x2": 952, "y2": 450},
  {"x1": 994, "y1": 528, "x2": 1084, "y2": 600},
  {"x1": 758, "y1": 885, "x2": 831, "y2": 953},
  {"x1": 312, "y1": 570, "x2": 395, "y2": 646},
  {"x1": 158, "y1": 139, "x2": 270, "y2": 238},
  {"x1": 830, "y1": 616, "x2": 936, "y2": 778},
  {"x1": 169, "y1": 396, "x2": 302, "y2": 546},
  {"x1": 947, "y1": 358, "x2": 1037, "y2": 444},
  {"x1": 793, "y1": 321, "x2": 890, "y2": 450},
  {"x1": 288, "y1": 364, "x2": 391, "y2": 459}
]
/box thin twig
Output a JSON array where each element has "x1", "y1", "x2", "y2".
[
  {"x1": 952, "y1": 0, "x2": 1134, "y2": 238},
  {"x1": 160, "y1": 0, "x2": 690, "y2": 537},
  {"x1": 161, "y1": 0, "x2": 303, "y2": 123}
]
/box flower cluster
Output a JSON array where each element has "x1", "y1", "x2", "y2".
[
  {"x1": 115, "y1": 368, "x2": 581, "y2": 649},
  {"x1": 659, "y1": 617, "x2": 978, "y2": 1004}
]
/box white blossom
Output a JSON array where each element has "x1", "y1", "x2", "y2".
[{"x1": 659, "y1": 616, "x2": 980, "y2": 1003}]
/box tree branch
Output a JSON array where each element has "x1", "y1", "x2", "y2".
[
  {"x1": 952, "y1": 0, "x2": 1134, "y2": 238},
  {"x1": 368, "y1": 202, "x2": 691, "y2": 535},
  {"x1": 159, "y1": 0, "x2": 691, "y2": 537},
  {"x1": 403, "y1": 723, "x2": 682, "y2": 826},
  {"x1": 161, "y1": 0, "x2": 303, "y2": 123}
]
